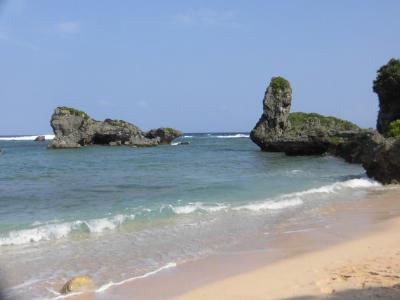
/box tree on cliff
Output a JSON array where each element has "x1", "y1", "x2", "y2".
[{"x1": 373, "y1": 58, "x2": 400, "y2": 135}]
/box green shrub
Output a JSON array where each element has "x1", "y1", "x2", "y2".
[
  {"x1": 288, "y1": 112, "x2": 359, "y2": 131},
  {"x1": 388, "y1": 119, "x2": 400, "y2": 137},
  {"x1": 59, "y1": 106, "x2": 90, "y2": 119},
  {"x1": 373, "y1": 58, "x2": 400, "y2": 98},
  {"x1": 164, "y1": 128, "x2": 175, "y2": 134},
  {"x1": 270, "y1": 77, "x2": 291, "y2": 96}
]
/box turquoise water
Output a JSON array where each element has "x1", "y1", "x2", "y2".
[{"x1": 0, "y1": 133, "x2": 381, "y2": 299}]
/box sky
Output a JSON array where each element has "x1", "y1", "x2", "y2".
[{"x1": 0, "y1": 0, "x2": 399, "y2": 135}]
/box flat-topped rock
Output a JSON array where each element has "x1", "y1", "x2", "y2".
[{"x1": 48, "y1": 107, "x2": 179, "y2": 149}]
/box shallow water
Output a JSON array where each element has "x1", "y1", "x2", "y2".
[{"x1": 0, "y1": 133, "x2": 383, "y2": 299}]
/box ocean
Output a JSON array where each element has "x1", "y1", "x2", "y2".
[{"x1": 0, "y1": 133, "x2": 383, "y2": 299}]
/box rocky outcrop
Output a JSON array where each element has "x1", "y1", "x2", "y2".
[
  {"x1": 34, "y1": 135, "x2": 46, "y2": 142},
  {"x1": 145, "y1": 128, "x2": 183, "y2": 144},
  {"x1": 251, "y1": 77, "x2": 361, "y2": 156},
  {"x1": 251, "y1": 76, "x2": 400, "y2": 184},
  {"x1": 373, "y1": 58, "x2": 400, "y2": 135},
  {"x1": 251, "y1": 77, "x2": 292, "y2": 141},
  {"x1": 332, "y1": 130, "x2": 400, "y2": 184},
  {"x1": 48, "y1": 107, "x2": 179, "y2": 149},
  {"x1": 60, "y1": 276, "x2": 93, "y2": 294}
]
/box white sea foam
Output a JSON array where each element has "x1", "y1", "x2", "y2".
[
  {"x1": 0, "y1": 223, "x2": 74, "y2": 246},
  {"x1": 0, "y1": 134, "x2": 55, "y2": 141},
  {"x1": 233, "y1": 178, "x2": 381, "y2": 212},
  {"x1": 171, "y1": 142, "x2": 180, "y2": 146},
  {"x1": 81, "y1": 214, "x2": 134, "y2": 233},
  {"x1": 183, "y1": 135, "x2": 193, "y2": 138},
  {"x1": 7, "y1": 278, "x2": 41, "y2": 291},
  {"x1": 234, "y1": 198, "x2": 303, "y2": 212},
  {"x1": 289, "y1": 178, "x2": 381, "y2": 198},
  {"x1": 47, "y1": 289, "x2": 83, "y2": 300},
  {"x1": 0, "y1": 214, "x2": 135, "y2": 246},
  {"x1": 214, "y1": 134, "x2": 249, "y2": 138},
  {"x1": 96, "y1": 262, "x2": 177, "y2": 293},
  {"x1": 170, "y1": 202, "x2": 228, "y2": 214}
]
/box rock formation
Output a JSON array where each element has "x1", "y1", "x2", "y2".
[
  {"x1": 60, "y1": 276, "x2": 93, "y2": 294},
  {"x1": 146, "y1": 128, "x2": 183, "y2": 144},
  {"x1": 333, "y1": 130, "x2": 400, "y2": 184},
  {"x1": 48, "y1": 107, "x2": 181, "y2": 149},
  {"x1": 34, "y1": 135, "x2": 46, "y2": 142},
  {"x1": 373, "y1": 58, "x2": 400, "y2": 135},
  {"x1": 252, "y1": 76, "x2": 292, "y2": 138},
  {"x1": 251, "y1": 75, "x2": 400, "y2": 184},
  {"x1": 251, "y1": 77, "x2": 361, "y2": 155}
]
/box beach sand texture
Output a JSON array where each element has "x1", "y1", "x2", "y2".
[{"x1": 176, "y1": 209, "x2": 400, "y2": 300}]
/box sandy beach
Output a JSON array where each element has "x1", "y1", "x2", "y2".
[
  {"x1": 176, "y1": 190, "x2": 400, "y2": 300},
  {"x1": 66, "y1": 188, "x2": 400, "y2": 300}
]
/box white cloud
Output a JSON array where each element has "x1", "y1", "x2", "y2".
[
  {"x1": 172, "y1": 9, "x2": 241, "y2": 29},
  {"x1": 55, "y1": 21, "x2": 81, "y2": 34}
]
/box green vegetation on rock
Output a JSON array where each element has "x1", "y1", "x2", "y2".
[
  {"x1": 59, "y1": 106, "x2": 90, "y2": 119},
  {"x1": 164, "y1": 128, "x2": 176, "y2": 134},
  {"x1": 288, "y1": 112, "x2": 359, "y2": 131},
  {"x1": 388, "y1": 119, "x2": 400, "y2": 137},
  {"x1": 373, "y1": 58, "x2": 400, "y2": 98},
  {"x1": 270, "y1": 77, "x2": 291, "y2": 96}
]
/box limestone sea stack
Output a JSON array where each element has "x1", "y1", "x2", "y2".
[
  {"x1": 250, "y1": 70, "x2": 400, "y2": 184},
  {"x1": 250, "y1": 77, "x2": 361, "y2": 155},
  {"x1": 145, "y1": 127, "x2": 183, "y2": 144},
  {"x1": 48, "y1": 107, "x2": 182, "y2": 149}
]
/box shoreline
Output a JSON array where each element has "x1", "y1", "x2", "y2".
[
  {"x1": 175, "y1": 189, "x2": 400, "y2": 300},
  {"x1": 69, "y1": 187, "x2": 400, "y2": 300}
]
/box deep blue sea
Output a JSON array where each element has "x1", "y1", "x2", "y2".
[{"x1": 0, "y1": 133, "x2": 383, "y2": 299}]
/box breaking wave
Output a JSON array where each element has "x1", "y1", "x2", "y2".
[
  {"x1": 0, "y1": 134, "x2": 55, "y2": 141},
  {"x1": 169, "y1": 202, "x2": 229, "y2": 214},
  {"x1": 234, "y1": 198, "x2": 303, "y2": 211},
  {"x1": 233, "y1": 178, "x2": 381, "y2": 212},
  {"x1": 214, "y1": 134, "x2": 249, "y2": 138},
  {"x1": 0, "y1": 214, "x2": 135, "y2": 246},
  {"x1": 0, "y1": 179, "x2": 381, "y2": 246}
]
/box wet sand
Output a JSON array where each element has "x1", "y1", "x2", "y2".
[{"x1": 71, "y1": 188, "x2": 400, "y2": 300}]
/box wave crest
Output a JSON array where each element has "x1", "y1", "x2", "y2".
[
  {"x1": 169, "y1": 202, "x2": 228, "y2": 214},
  {"x1": 233, "y1": 178, "x2": 381, "y2": 212},
  {"x1": 0, "y1": 214, "x2": 134, "y2": 246},
  {"x1": 214, "y1": 134, "x2": 249, "y2": 138},
  {"x1": 0, "y1": 134, "x2": 55, "y2": 141}
]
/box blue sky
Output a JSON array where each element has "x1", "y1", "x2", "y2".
[{"x1": 0, "y1": 0, "x2": 399, "y2": 134}]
